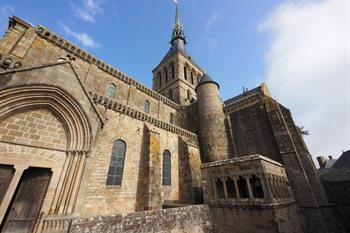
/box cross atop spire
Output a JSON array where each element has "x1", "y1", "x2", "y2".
[{"x1": 171, "y1": 2, "x2": 186, "y2": 50}]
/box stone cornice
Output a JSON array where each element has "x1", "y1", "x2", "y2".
[
  {"x1": 89, "y1": 91, "x2": 199, "y2": 142},
  {"x1": 224, "y1": 93, "x2": 261, "y2": 113},
  {"x1": 208, "y1": 200, "x2": 296, "y2": 209},
  {"x1": 200, "y1": 154, "x2": 284, "y2": 169},
  {"x1": 34, "y1": 25, "x2": 180, "y2": 110}
]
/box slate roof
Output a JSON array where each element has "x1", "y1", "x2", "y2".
[
  {"x1": 224, "y1": 86, "x2": 262, "y2": 106},
  {"x1": 333, "y1": 150, "x2": 350, "y2": 169},
  {"x1": 318, "y1": 168, "x2": 350, "y2": 182},
  {"x1": 195, "y1": 73, "x2": 220, "y2": 91},
  {"x1": 318, "y1": 150, "x2": 350, "y2": 182}
]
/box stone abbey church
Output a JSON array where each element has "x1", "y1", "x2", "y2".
[{"x1": 0, "y1": 5, "x2": 347, "y2": 233}]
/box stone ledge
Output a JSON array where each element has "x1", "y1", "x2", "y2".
[
  {"x1": 89, "y1": 91, "x2": 199, "y2": 142},
  {"x1": 224, "y1": 93, "x2": 261, "y2": 113},
  {"x1": 208, "y1": 200, "x2": 296, "y2": 209},
  {"x1": 200, "y1": 154, "x2": 283, "y2": 169}
]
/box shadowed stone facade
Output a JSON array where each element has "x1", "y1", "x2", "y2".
[{"x1": 0, "y1": 9, "x2": 347, "y2": 233}]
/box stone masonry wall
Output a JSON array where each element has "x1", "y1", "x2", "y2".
[
  {"x1": 69, "y1": 205, "x2": 212, "y2": 233},
  {"x1": 0, "y1": 108, "x2": 67, "y2": 151},
  {"x1": 210, "y1": 204, "x2": 303, "y2": 233},
  {"x1": 0, "y1": 19, "x2": 179, "y2": 125},
  {"x1": 78, "y1": 109, "x2": 190, "y2": 216}
]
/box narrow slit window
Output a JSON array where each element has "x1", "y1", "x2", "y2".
[
  {"x1": 165, "y1": 68, "x2": 168, "y2": 84},
  {"x1": 168, "y1": 89, "x2": 173, "y2": 100},
  {"x1": 170, "y1": 113, "x2": 174, "y2": 124},
  {"x1": 172, "y1": 64, "x2": 175, "y2": 79}
]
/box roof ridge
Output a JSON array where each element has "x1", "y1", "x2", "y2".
[{"x1": 33, "y1": 24, "x2": 180, "y2": 110}]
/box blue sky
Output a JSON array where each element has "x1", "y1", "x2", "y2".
[
  {"x1": 0, "y1": 0, "x2": 283, "y2": 99},
  {"x1": 0, "y1": 0, "x2": 348, "y2": 159}
]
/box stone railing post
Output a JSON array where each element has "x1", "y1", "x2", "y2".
[
  {"x1": 221, "y1": 177, "x2": 228, "y2": 199},
  {"x1": 232, "y1": 176, "x2": 240, "y2": 202},
  {"x1": 244, "y1": 175, "x2": 254, "y2": 201},
  {"x1": 212, "y1": 178, "x2": 218, "y2": 200}
]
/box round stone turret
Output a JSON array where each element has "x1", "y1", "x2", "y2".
[{"x1": 196, "y1": 73, "x2": 229, "y2": 162}]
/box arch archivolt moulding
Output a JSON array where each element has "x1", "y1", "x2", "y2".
[
  {"x1": 0, "y1": 85, "x2": 92, "y2": 152},
  {"x1": 0, "y1": 84, "x2": 93, "y2": 215}
]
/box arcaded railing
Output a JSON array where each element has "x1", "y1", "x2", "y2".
[{"x1": 201, "y1": 155, "x2": 294, "y2": 205}]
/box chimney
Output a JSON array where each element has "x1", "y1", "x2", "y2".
[{"x1": 317, "y1": 156, "x2": 327, "y2": 169}]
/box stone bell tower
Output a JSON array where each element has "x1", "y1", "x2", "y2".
[{"x1": 152, "y1": 3, "x2": 203, "y2": 105}]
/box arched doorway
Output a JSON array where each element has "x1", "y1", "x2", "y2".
[
  {"x1": 0, "y1": 85, "x2": 92, "y2": 232},
  {"x1": 0, "y1": 167, "x2": 52, "y2": 233}
]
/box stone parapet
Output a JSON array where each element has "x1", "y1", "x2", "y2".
[{"x1": 69, "y1": 205, "x2": 212, "y2": 233}]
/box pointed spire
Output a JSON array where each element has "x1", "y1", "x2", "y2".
[
  {"x1": 171, "y1": 1, "x2": 186, "y2": 50},
  {"x1": 175, "y1": 3, "x2": 180, "y2": 25}
]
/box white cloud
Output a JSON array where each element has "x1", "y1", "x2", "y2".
[
  {"x1": 72, "y1": 0, "x2": 103, "y2": 23},
  {"x1": 196, "y1": 10, "x2": 225, "y2": 52},
  {"x1": 1, "y1": 4, "x2": 14, "y2": 15},
  {"x1": 61, "y1": 24, "x2": 100, "y2": 48},
  {"x1": 205, "y1": 10, "x2": 225, "y2": 31},
  {"x1": 0, "y1": 4, "x2": 15, "y2": 35},
  {"x1": 261, "y1": 0, "x2": 349, "y2": 159}
]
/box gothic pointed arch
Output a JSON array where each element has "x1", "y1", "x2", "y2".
[
  {"x1": 0, "y1": 85, "x2": 92, "y2": 152},
  {"x1": 0, "y1": 85, "x2": 94, "y2": 214}
]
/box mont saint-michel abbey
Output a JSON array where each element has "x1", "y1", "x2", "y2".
[{"x1": 0, "y1": 4, "x2": 348, "y2": 233}]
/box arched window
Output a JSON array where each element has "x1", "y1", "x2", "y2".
[
  {"x1": 106, "y1": 83, "x2": 116, "y2": 98},
  {"x1": 170, "y1": 113, "x2": 174, "y2": 124},
  {"x1": 158, "y1": 73, "x2": 162, "y2": 88},
  {"x1": 144, "y1": 100, "x2": 150, "y2": 113},
  {"x1": 225, "y1": 177, "x2": 236, "y2": 198},
  {"x1": 164, "y1": 67, "x2": 168, "y2": 84},
  {"x1": 187, "y1": 90, "x2": 191, "y2": 100},
  {"x1": 184, "y1": 66, "x2": 188, "y2": 80},
  {"x1": 168, "y1": 89, "x2": 173, "y2": 100},
  {"x1": 237, "y1": 176, "x2": 248, "y2": 198},
  {"x1": 215, "y1": 178, "x2": 225, "y2": 199},
  {"x1": 172, "y1": 64, "x2": 175, "y2": 79},
  {"x1": 162, "y1": 150, "x2": 171, "y2": 186},
  {"x1": 106, "y1": 140, "x2": 126, "y2": 186},
  {"x1": 249, "y1": 175, "x2": 264, "y2": 198}
]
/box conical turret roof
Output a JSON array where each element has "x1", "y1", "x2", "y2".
[{"x1": 195, "y1": 73, "x2": 220, "y2": 92}]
